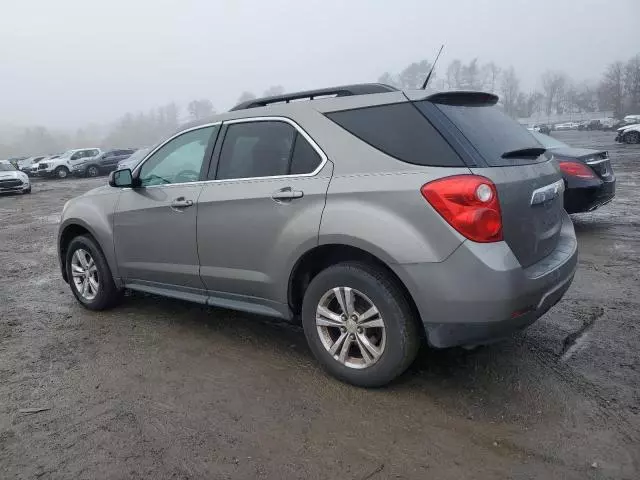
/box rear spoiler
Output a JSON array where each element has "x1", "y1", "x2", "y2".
[{"x1": 425, "y1": 91, "x2": 498, "y2": 106}]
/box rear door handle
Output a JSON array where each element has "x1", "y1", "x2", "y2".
[
  {"x1": 170, "y1": 197, "x2": 194, "y2": 210},
  {"x1": 271, "y1": 187, "x2": 304, "y2": 202}
]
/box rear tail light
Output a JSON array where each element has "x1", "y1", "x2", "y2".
[
  {"x1": 421, "y1": 175, "x2": 503, "y2": 243},
  {"x1": 559, "y1": 161, "x2": 595, "y2": 179}
]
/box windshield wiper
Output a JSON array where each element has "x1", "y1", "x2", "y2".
[{"x1": 501, "y1": 147, "x2": 546, "y2": 159}]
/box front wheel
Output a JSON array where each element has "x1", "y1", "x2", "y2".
[
  {"x1": 23, "y1": 186, "x2": 31, "y2": 194},
  {"x1": 624, "y1": 131, "x2": 640, "y2": 144},
  {"x1": 65, "y1": 235, "x2": 122, "y2": 310},
  {"x1": 55, "y1": 166, "x2": 70, "y2": 179},
  {"x1": 301, "y1": 262, "x2": 420, "y2": 387}
]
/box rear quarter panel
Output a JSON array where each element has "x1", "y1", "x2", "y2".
[{"x1": 319, "y1": 169, "x2": 469, "y2": 264}]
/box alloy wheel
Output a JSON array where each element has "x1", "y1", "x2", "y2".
[
  {"x1": 87, "y1": 166, "x2": 99, "y2": 177},
  {"x1": 71, "y1": 248, "x2": 99, "y2": 301},
  {"x1": 316, "y1": 287, "x2": 386, "y2": 369}
]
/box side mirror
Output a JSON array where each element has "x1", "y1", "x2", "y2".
[{"x1": 109, "y1": 168, "x2": 135, "y2": 188}]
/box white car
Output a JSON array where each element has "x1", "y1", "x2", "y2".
[
  {"x1": 555, "y1": 122, "x2": 580, "y2": 131},
  {"x1": 615, "y1": 123, "x2": 640, "y2": 144},
  {"x1": 36, "y1": 148, "x2": 102, "y2": 178},
  {"x1": 0, "y1": 160, "x2": 31, "y2": 194},
  {"x1": 623, "y1": 114, "x2": 640, "y2": 125}
]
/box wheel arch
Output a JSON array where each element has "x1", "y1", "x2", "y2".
[
  {"x1": 287, "y1": 243, "x2": 423, "y2": 334},
  {"x1": 58, "y1": 220, "x2": 115, "y2": 284}
]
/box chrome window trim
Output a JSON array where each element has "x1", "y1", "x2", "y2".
[{"x1": 131, "y1": 116, "x2": 328, "y2": 189}]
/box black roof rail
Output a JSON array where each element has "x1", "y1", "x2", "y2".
[{"x1": 230, "y1": 83, "x2": 399, "y2": 111}]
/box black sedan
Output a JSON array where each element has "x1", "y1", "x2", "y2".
[{"x1": 531, "y1": 132, "x2": 615, "y2": 214}]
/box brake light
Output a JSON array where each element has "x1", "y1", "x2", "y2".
[
  {"x1": 559, "y1": 161, "x2": 595, "y2": 179},
  {"x1": 421, "y1": 175, "x2": 503, "y2": 243}
]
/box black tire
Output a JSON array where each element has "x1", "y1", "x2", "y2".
[
  {"x1": 624, "y1": 131, "x2": 640, "y2": 144},
  {"x1": 23, "y1": 186, "x2": 31, "y2": 194},
  {"x1": 86, "y1": 165, "x2": 100, "y2": 177},
  {"x1": 55, "y1": 166, "x2": 70, "y2": 179},
  {"x1": 65, "y1": 235, "x2": 122, "y2": 310},
  {"x1": 301, "y1": 262, "x2": 420, "y2": 387}
]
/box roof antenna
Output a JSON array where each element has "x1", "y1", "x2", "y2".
[{"x1": 421, "y1": 44, "x2": 444, "y2": 90}]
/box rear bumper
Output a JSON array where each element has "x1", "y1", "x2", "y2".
[
  {"x1": 564, "y1": 177, "x2": 616, "y2": 214},
  {"x1": 392, "y1": 212, "x2": 578, "y2": 348}
]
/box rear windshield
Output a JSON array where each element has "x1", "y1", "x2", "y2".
[
  {"x1": 427, "y1": 103, "x2": 547, "y2": 166},
  {"x1": 325, "y1": 103, "x2": 464, "y2": 167}
]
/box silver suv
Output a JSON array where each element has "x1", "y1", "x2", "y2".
[{"x1": 58, "y1": 84, "x2": 578, "y2": 387}]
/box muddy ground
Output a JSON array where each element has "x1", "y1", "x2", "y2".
[{"x1": 1, "y1": 131, "x2": 638, "y2": 479}]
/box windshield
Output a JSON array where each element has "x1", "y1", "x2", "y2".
[
  {"x1": 0, "y1": 163, "x2": 17, "y2": 171},
  {"x1": 124, "y1": 148, "x2": 150, "y2": 165},
  {"x1": 531, "y1": 132, "x2": 569, "y2": 149}
]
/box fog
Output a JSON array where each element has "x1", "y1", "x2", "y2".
[{"x1": 1, "y1": 0, "x2": 639, "y2": 129}]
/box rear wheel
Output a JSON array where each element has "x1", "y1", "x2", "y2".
[
  {"x1": 55, "y1": 166, "x2": 70, "y2": 179},
  {"x1": 65, "y1": 235, "x2": 121, "y2": 310},
  {"x1": 86, "y1": 165, "x2": 100, "y2": 177},
  {"x1": 301, "y1": 262, "x2": 420, "y2": 387},
  {"x1": 624, "y1": 131, "x2": 640, "y2": 144}
]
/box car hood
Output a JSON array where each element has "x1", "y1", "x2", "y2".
[
  {"x1": 548, "y1": 146, "x2": 603, "y2": 159},
  {"x1": 618, "y1": 123, "x2": 640, "y2": 132},
  {"x1": 0, "y1": 171, "x2": 22, "y2": 180},
  {"x1": 80, "y1": 185, "x2": 114, "y2": 197}
]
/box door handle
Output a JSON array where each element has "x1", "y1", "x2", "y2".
[
  {"x1": 271, "y1": 187, "x2": 304, "y2": 202},
  {"x1": 170, "y1": 197, "x2": 194, "y2": 210}
]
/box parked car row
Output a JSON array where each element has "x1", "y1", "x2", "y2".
[
  {"x1": 527, "y1": 115, "x2": 640, "y2": 135},
  {"x1": 7, "y1": 148, "x2": 139, "y2": 179}
]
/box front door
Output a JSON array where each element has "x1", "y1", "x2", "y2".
[
  {"x1": 113, "y1": 125, "x2": 218, "y2": 290},
  {"x1": 197, "y1": 119, "x2": 331, "y2": 308}
]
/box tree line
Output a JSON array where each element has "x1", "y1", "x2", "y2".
[
  {"x1": 2, "y1": 55, "x2": 639, "y2": 158},
  {"x1": 378, "y1": 53, "x2": 640, "y2": 120}
]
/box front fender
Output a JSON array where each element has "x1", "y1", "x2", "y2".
[{"x1": 58, "y1": 188, "x2": 120, "y2": 283}]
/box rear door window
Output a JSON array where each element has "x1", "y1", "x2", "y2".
[
  {"x1": 326, "y1": 103, "x2": 463, "y2": 167},
  {"x1": 289, "y1": 134, "x2": 322, "y2": 174},
  {"x1": 215, "y1": 121, "x2": 296, "y2": 180},
  {"x1": 422, "y1": 102, "x2": 547, "y2": 166}
]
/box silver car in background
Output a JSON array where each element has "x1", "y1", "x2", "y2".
[{"x1": 58, "y1": 84, "x2": 577, "y2": 387}]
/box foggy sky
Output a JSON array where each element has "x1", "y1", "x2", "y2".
[{"x1": 1, "y1": 0, "x2": 638, "y2": 129}]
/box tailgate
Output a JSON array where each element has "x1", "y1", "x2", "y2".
[{"x1": 472, "y1": 160, "x2": 564, "y2": 268}]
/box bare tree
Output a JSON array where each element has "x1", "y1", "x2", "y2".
[
  {"x1": 237, "y1": 91, "x2": 256, "y2": 104},
  {"x1": 263, "y1": 85, "x2": 285, "y2": 97},
  {"x1": 481, "y1": 62, "x2": 501, "y2": 93},
  {"x1": 397, "y1": 60, "x2": 432, "y2": 89},
  {"x1": 187, "y1": 99, "x2": 214, "y2": 120},
  {"x1": 500, "y1": 66, "x2": 520, "y2": 117},
  {"x1": 598, "y1": 62, "x2": 625, "y2": 118},
  {"x1": 624, "y1": 54, "x2": 640, "y2": 113},
  {"x1": 445, "y1": 60, "x2": 462, "y2": 89},
  {"x1": 461, "y1": 59, "x2": 481, "y2": 90},
  {"x1": 541, "y1": 71, "x2": 567, "y2": 115},
  {"x1": 378, "y1": 72, "x2": 400, "y2": 88}
]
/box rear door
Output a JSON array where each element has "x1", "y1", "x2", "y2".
[
  {"x1": 417, "y1": 98, "x2": 565, "y2": 268},
  {"x1": 197, "y1": 118, "x2": 331, "y2": 305}
]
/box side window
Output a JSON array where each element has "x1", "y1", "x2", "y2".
[
  {"x1": 326, "y1": 103, "x2": 464, "y2": 167},
  {"x1": 139, "y1": 126, "x2": 216, "y2": 186},
  {"x1": 215, "y1": 121, "x2": 295, "y2": 180},
  {"x1": 290, "y1": 134, "x2": 322, "y2": 175},
  {"x1": 70, "y1": 152, "x2": 82, "y2": 160}
]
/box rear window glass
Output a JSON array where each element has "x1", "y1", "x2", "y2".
[
  {"x1": 326, "y1": 103, "x2": 463, "y2": 167},
  {"x1": 428, "y1": 103, "x2": 546, "y2": 166}
]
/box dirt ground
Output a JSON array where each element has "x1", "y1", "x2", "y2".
[{"x1": 1, "y1": 131, "x2": 638, "y2": 479}]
